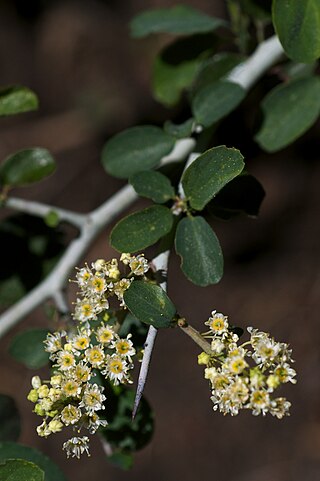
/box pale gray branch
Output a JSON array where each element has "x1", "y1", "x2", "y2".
[
  {"x1": 0, "y1": 139, "x2": 194, "y2": 337},
  {"x1": 5, "y1": 197, "x2": 86, "y2": 229}
]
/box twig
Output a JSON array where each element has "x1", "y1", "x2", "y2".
[
  {"x1": 5, "y1": 197, "x2": 86, "y2": 229},
  {"x1": 131, "y1": 34, "x2": 285, "y2": 415},
  {"x1": 177, "y1": 318, "x2": 212, "y2": 355},
  {"x1": 0, "y1": 139, "x2": 195, "y2": 337}
]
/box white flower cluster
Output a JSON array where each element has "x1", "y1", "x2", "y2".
[
  {"x1": 74, "y1": 253, "x2": 149, "y2": 322},
  {"x1": 28, "y1": 324, "x2": 135, "y2": 457},
  {"x1": 198, "y1": 311, "x2": 296, "y2": 418},
  {"x1": 27, "y1": 253, "x2": 147, "y2": 459}
]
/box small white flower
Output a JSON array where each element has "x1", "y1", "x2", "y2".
[{"x1": 63, "y1": 436, "x2": 90, "y2": 459}]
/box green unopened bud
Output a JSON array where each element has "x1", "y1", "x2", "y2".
[
  {"x1": 48, "y1": 410, "x2": 58, "y2": 418},
  {"x1": 198, "y1": 352, "x2": 210, "y2": 365},
  {"x1": 27, "y1": 389, "x2": 39, "y2": 403},
  {"x1": 38, "y1": 385, "x2": 49, "y2": 398},
  {"x1": 34, "y1": 404, "x2": 45, "y2": 416}
]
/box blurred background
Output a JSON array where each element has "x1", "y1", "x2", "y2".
[{"x1": 0, "y1": 1, "x2": 319, "y2": 480}]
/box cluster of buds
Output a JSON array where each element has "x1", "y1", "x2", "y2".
[
  {"x1": 27, "y1": 252, "x2": 145, "y2": 458},
  {"x1": 198, "y1": 311, "x2": 296, "y2": 418},
  {"x1": 74, "y1": 253, "x2": 149, "y2": 323}
]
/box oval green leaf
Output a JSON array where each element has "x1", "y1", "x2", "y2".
[
  {"x1": 152, "y1": 34, "x2": 215, "y2": 107},
  {"x1": 110, "y1": 205, "x2": 173, "y2": 253},
  {"x1": 0, "y1": 443, "x2": 67, "y2": 481},
  {"x1": 192, "y1": 80, "x2": 245, "y2": 127},
  {"x1": 129, "y1": 171, "x2": 175, "y2": 204},
  {"x1": 182, "y1": 146, "x2": 245, "y2": 211},
  {"x1": 175, "y1": 216, "x2": 223, "y2": 286},
  {"x1": 0, "y1": 459, "x2": 44, "y2": 481},
  {"x1": 124, "y1": 280, "x2": 176, "y2": 328},
  {"x1": 101, "y1": 126, "x2": 175, "y2": 179},
  {"x1": 130, "y1": 5, "x2": 226, "y2": 37},
  {"x1": 9, "y1": 328, "x2": 49, "y2": 369},
  {"x1": 272, "y1": 0, "x2": 320, "y2": 63},
  {"x1": 191, "y1": 53, "x2": 243, "y2": 96},
  {"x1": 153, "y1": 52, "x2": 201, "y2": 107},
  {"x1": 0, "y1": 395, "x2": 20, "y2": 442},
  {"x1": 0, "y1": 148, "x2": 56, "y2": 187},
  {"x1": 255, "y1": 76, "x2": 320, "y2": 152},
  {"x1": 0, "y1": 86, "x2": 38, "y2": 117}
]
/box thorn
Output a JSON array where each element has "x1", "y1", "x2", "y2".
[{"x1": 132, "y1": 325, "x2": 158, "y2": 420}]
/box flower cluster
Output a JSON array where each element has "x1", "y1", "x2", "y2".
[
  {"x1": 198, "y1": 311, "x2": 296, "y2": 418},
  {"x1": 74, "y1": 253, "x2": 149, "y2": 322},
  {"x1": 27, "y1": 253, "x2": 147, "y2": 458}
]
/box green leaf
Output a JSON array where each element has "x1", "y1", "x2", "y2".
[
  {"x1": 163, "y1": 118, "x2": 194, "y2": 138},
  {"x1": 175, "y1": 216, "x2": 223, "y2": 286},
  {"x1": 182, "y1": 146, "x2": 245, "y2": 210},
  {"x1": 0, "y1": 443, "x2": 67, "y2": 481},
  {"x1": 0, "y1": 395, "x2": 20, "y2": 442},
  {"x1": 207, "y1": 173, "x2": 265, "y2": 219},
  {"x1": 102, "y1": 383, "x2": 154, "y2": 453},
  {"x1": 130, "y1": 5, "x2": 226, "y2": 37},
  {"x1": 0, "y1": 459, "x2": 44, "y2": 481},
  {"x1": 152, "y1": 34, "x2": 215, "y2": 107},
  {"x1": 191, "y1": 53, "x2": 243, "y2": 96},
  {"x1": 110, "y1": 205, "x2": 173, "y2": 253},
  {"x1": 101, "y1": 126, "x2": 174, "y2": 179},
  {"x1": 255, "y1": 76, "x2": 320, "y2": 152},
  {"x1": 272, "y1": 0, "x2": 320, "y2": 63},
  {"x1": 123, "y1": 280, "x2": 176, "y2": 328},
  {"x1": 9, "y1": 329, "x2": 49, "y2": 369},
  {"x1": 192, "y1": 80, "x2": 246, "y2": 127},
  {"x1": 129, "y1": 171, "x2": 175, "y2": 204},
  {"x1": 153, "y1": 52, "x2": 201, "y2": 107},
  {"x1": 0, "y1": 149, "x2": 56, "y2": 187},
  {"x1": 0, "y1": 86, "x2": 38, "y2": 117}
]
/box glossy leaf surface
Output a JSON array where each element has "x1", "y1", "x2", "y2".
[
  {"x1": 192, "y1": 80, "x2": 245, "y2": 127},
  {"x1": 255, "y1": 76, "x2": 320, "y2": 152},
  {"x1": 0, "y1": 86, "x2": 38, "y2": 117},
  {"x1": 130, "y1": 5, "x2": 226, "y2": 37},
  {"x1": 0, "y1": 443, "x2": 67, "y2": 481},
  {"x1": 130, "y1": 170, "x2": 174, "y2": 203},
  {"x1": 0, "y1": 459, "x2": 44, "y2": 481},
  {"x1": 9, "y1": 329, "x2": 49, "y2": 369},
  {"x1": 0, "y1": 149, "x2": 55, "y2": 187},
  {"x1": 175, "y1": 216, "x2": 223, "y2": 286},
  {"x1": 101, "y1": 126, "x2": 174, "y2": 179},
  {"x1": 273, "y1": 0, "x2": 320, "y2": 62},
  {"x1": 124, "y1": 280, "x2": 176, "y2": 328},
  {"x1": 110, "y1": 205, "x2": 173, "y2": 252},
  {"x1": 182, "y1": 146, "x2": 245, "y2": 210}
]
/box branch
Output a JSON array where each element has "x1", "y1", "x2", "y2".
[
  {"x1": 227, "y1": 35, "x2": 284, "y2": 89},
  {"x1": 132, "y1": 250, "x2": 170, "y2": 419},
  {"x1": 132, "y1": 34, "x2": 285, "y2": 415},
  {"x1": 0, "y1": 139, "x2": 195, "y2": 337},
  {"x1": 5, "y1": 197, "x2": 86, "y2": 229}
]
